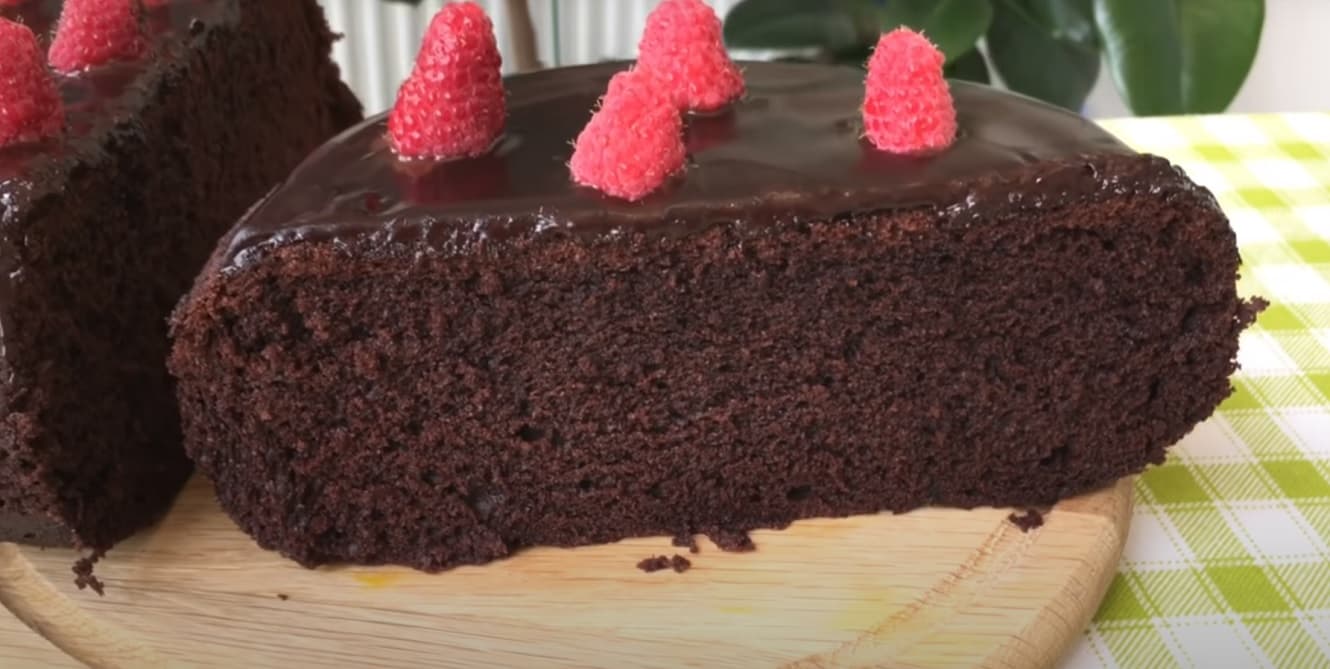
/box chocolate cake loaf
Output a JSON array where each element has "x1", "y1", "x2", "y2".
[
  {"x1": 170, "y1": 4, "x2": 1260, "y2": 571},
  {"x1": 0, "y1": 0, "x2": 362, "y2": 551}
]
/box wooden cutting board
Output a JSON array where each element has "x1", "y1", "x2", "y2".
[
  {"x1": 0, "y1": 475, "x2": 1132, "y2": 669},
  {"x1": 0, "y1": 598, "x2": 79, "y2": 668}
]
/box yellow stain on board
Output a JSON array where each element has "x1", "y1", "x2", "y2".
[
  {"x1": 832, "y1": 589, "x2": 897, "y2": 631},
  {"x1": 353, "y1": 572, "x2": 403, "y2": 589}
]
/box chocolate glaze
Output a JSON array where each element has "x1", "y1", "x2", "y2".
[
  {"x1": 0, "y1": 0, "x2": 235, "y2": 219},
  {"x1": 220, "y1": 61, "x2": 1146, "y2": 270}
]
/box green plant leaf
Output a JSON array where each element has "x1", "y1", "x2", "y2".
[
  {"x1": 1095, "y1": 0, "x2": 1183, "y2": 114},
  {"x1": 1025, "y1": 0, "x2": 1097, "y2": 45},
  {"x1": 877, "y1": 0, "x2": 995, "y2": 63},
  {"x1": 1094, "y1": 0, "x2": 1263, "y2": 115},
  {"x1": 1178, "y1": 0, "x2": 1264, "y2": 113},
  {"x1": 830, "y1": 42, "x2": 875, "y2": 67},
  {"x1": 986, "y1": 0, "x2": 1100, "y2": 111},
  {"x1": 723, "y1": 0, "x2": 860, "y2": 51},
  {"x1": 943, "y1": 48, "x2": 991, "y2": 85}
]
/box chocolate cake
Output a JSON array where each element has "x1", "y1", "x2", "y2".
[
  {"x1": 0, "y1": 0, "x2": 362, "y2": 550},
  {"x1": 169, "y1": 57, "x2": 1261, "y2": 571}
]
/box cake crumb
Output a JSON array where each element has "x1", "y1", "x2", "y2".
[
  {"x1": 672, "y1": 531, "x2": 700, "y2": 554},
  {"x1": 1008, "y1": 509, "x2": 1045, "y2": 532},
  {"x1": 670, "y1": 555, "x2": 692, "y2": 573},
  {"x1": 277, "y1": 593, "x2": 290, "y2": 601},
  {"x1": 637, "y1": 555, "x2": 672, "y2": 573},
  {"x1": 638, "y1": 554, "x2": 692, "y2": 573},
  {"x1": 705, "y1": 528, "x2": 755, "y2": 552},
  {"x1": 72, "y1": 551, "x2": 106, "y2": 596}
]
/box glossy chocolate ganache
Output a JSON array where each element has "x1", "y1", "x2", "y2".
[{"x1": 220, "y1": 60, "x2": 1148, "y2": 269}]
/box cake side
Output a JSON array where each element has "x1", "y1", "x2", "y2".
[
  {"x1": 169, "y1": 148, "x2": 1260, "y2": 570},
  {"x1": 0, "y1": 0, "x2": 363, "y2": 549}
]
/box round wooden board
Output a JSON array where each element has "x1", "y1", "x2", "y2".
[{"x1": 0, "y1": 475, "x2": 1132, "y2": 669}]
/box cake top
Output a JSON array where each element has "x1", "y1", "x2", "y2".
[
  {"x1": 0, "y1": 0, "x2": 234, "y2": 222},
  {"x1": 218, "y1": 60, "x2": 1135, "y2": 271}
]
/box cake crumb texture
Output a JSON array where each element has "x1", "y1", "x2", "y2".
[
  {"x1": 0, "y1": 0, "x2": 362, "y2": 549},
  {"x1": 170, "y1": 151, "x2": 1257, "y2": 571}
]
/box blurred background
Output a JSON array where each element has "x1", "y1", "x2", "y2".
[{"x1": 320, "y1": 0, "x2": 1326, "y2": 119}]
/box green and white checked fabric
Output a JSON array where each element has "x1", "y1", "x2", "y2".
[{"x1": 1062, "y1": 114, "x2": 1330, "y2": 669}]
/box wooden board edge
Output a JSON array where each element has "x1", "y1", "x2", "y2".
[
  {"x1": 778, "y1": 478, "x2": 1133, "y2": 669},
  {"x1": 990, "y1": 476, "x2": 1135, "y2": 669},
  {"x1": 0, "y1": 543, "x2": 164, "y2": 669}
]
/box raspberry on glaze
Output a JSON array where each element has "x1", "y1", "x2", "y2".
[
  {"x1": 387, "y1": 2, "x2": 505, "y2": 160},
  {"x1": 862, "y1": 27, "x2": 957, "y2": 155},
  {"x1": 569, "y1": 69, "x2": 687, "y2": 201},
  {"x1": 637, "y1": 0, "x2": 744, "y2": 112},
  {"x1": 48, "y1": 0, "x2": 148, "y2": 73},
  {"x1": 0, "y1": 18, "x2": 64, "y2": 146}
]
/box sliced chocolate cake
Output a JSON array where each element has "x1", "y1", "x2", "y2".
[
  {"x1": 0, "y1": 0, "x2": 362, "y2": 550},
  {"x1": 170, "y1": 2, "x2": 1261, "y2": 571}
]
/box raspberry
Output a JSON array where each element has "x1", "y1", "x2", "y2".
[
  {"x1": 862, "y1": 28, "x2": 957, "y2": 154},
  {"x1": 569, "y1": 69, "x2": 686, "y2": 201},
  {"x1": 48, "y1": 0, "x2": 148, "y2": 73},
  {"x1": 637, "y1": 0, "x2": 744, "y2": 112},
  {"x1": 0, "y1": 19, "x2": 64, "y2": 146},
  {"x1": 387, "y1": 2, "x2": 505, "y2": 160}
]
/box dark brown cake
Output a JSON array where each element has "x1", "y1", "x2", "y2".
[
  {"x1": 169, "y1": 62, "x2": 1261, "y2": 571},
  {"x1": 0, "y1": 0, "x2": 362, "y2": 550}
]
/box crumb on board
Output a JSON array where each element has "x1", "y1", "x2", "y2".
[
  {"x1": 670, "y1": 555, "x2": 692, "y2": 573},
  {"x1": 706, "y1": 527, "x2": 756, "y2": 552},
  {"x1": 638, "y1": 555, "x2": 671, "y2": 573},
  {"x1": 638, "y1": 554, "x2": 693, "y2": 573},
  {"x1": 672, "y1": 531, "x2": 701, "y2": 554},
  {"x1": 277, "y1": 593, "x2": 290, "y2": 601},
  {"x1": 672, "y1": 527, "x2": 761, "y2": 554},
  {"x1": 1008, "y1": 508, "x2": 1045, "y2": 532},
  {"x1": 72, "y1": 551, "x2": 106, "y2": 596}
]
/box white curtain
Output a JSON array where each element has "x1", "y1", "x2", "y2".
[{"x1": 319, "y1": 0, "x2": 742, "y2": 113}]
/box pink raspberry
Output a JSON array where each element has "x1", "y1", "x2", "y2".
[
  {"x1": 862, "y1": 28, "x2": 957, "y2": 155},
  {"x1": 636, "y1": 0, "x2": 744, "y2": 112},
  {"x1": 569, "y1": 69, "x2": 687, "y2": 201},
  {"x1": 0, "y1": 19, "x2": 64, "y2": 147},
  {"x1": 387, "y1": 2, "x2": 505, "y2": 160},
  {"x1": 48, "y1": 0, "x2": 148, "y2": 73}
]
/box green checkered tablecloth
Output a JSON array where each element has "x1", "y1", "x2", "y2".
[{"x1": 1062, "y1": 114, "x2": 1330, "y2": 669}]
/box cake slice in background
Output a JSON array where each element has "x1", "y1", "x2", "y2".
[
  {"x1": 0, "y1": 0, "x2": 362, "y2": 553},
  {"x1": 170, "y1": 2, "x2": 1261, "y2": 571}
]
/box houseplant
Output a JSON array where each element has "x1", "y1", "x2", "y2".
[{"x1": 721, "y1": 0, "x2": 1265, "y2": 115}]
